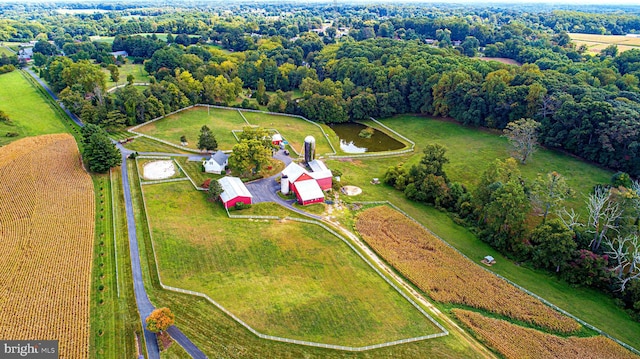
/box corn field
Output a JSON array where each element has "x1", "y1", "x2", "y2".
[
  {"x1": 355, "y1": 205, "x2": 580, "y2": 333},
  {"x1": 453, "y1": 309, "x2": 637, "y2": 359},
  {"x1": 0, "y1": 134, "x2": 94, "y2": 358}
]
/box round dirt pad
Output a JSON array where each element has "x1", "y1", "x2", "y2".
[
  {"x1": 143, "y1": 160, "x2": 176, "y2": 180},
  {"x1": 341, "y1": 185, "x2": 362, "y2": 196}
]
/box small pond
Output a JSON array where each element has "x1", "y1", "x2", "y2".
[{"x1": 330, "y1": 123, "x2": 405, "y2": 153}]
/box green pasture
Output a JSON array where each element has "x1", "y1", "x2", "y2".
[
  {"x1": 0, "y1": 46, "x2": 14, "y2": 56},
  {"x1": 123, "y1": 136, "x2": 192, "y2": 154},
  {"x1": 0, "y1": 71, "x2": 68, "y2": 146},
  {"x1": 104, "y1": 64, "x2": 150, "y2": 89},
  {"x1": 327, "y1": 115, "x2": 611, "y2": 214},
  {"x1": 135, "y1": 107, "x2": 247, "y2": 151},
  {"x1": 242, "y1": 111, "x2": 335, "y2": 156},
  {"x1": 141, "y1": 181, "x2": 441, "y2": 346},
  {"x1": 174, "y1": 156, "x2": 223, "y2": 187}
]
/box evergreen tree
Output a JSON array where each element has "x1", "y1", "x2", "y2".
[{"x1": 197, "y1": 125, "x2": 218, "y2": 152}]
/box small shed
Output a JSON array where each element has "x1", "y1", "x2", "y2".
[
  {"x1": 219, "y1": 176, "x2": 253, "y2": 209},
  {"x1": 294, "y1": 179, "x2": 325, "y2": 205},
  {"x1": 203, "y1": 150, "x2": 228, "y2": 174},
  {"x1": 109, "y1": 50, "x2": 128, "y2": 58},
  {"x1": 272, "y1": 133, "x2": 283, "y2": 146},
  {"x1": 481, "y1": 255, "x2": 496, "y2": 266}
]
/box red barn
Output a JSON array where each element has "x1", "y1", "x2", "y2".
[
  {"x1": 219, "y1": 176, "x2": 253, "y2": 209},
  {"x1": 281, "y1": 160, "x2": 332, "y2": 205},
  {"x1": 294, "y1": 179, "x2": 325, "y2": 205},
  {"x1": 272, "y1": 133, "x2": 283, "y2": 146}
]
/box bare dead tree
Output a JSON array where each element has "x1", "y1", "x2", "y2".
[
  {"x1": 587, "y1": 187, "x2": 623, "y2": 251},
  {"x1": 556, "y1": 207, "x2": 583, "y2": 231},
  {"x1": 606, "y1": 235, "x2": 640, "y2": 291}
]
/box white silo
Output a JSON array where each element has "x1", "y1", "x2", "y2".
[
  {"x1": 304, "y1": 135, "x2": 316, "y2": 163},
  {"x1": 281, "y1": 175, "x2": 290, "y2": 195}
]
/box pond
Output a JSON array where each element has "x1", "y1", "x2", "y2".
[{"x1": 330, "y1": 122, "x2": 405, "y2": 153}]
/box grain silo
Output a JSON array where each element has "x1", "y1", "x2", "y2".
[
  {"x1": 281, "y1": 175, "x2": 290, "y2": 195},
  {"x1": 304, "y1": 135, "x2": 316, "y2": 164}
]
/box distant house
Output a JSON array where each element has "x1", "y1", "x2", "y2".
[
  {"x1": 203, "y1": 150, "x2": 228, "y2": 174},
  {"x1": 18, "y1": 47, "x2": 33, "y2": 61},
  {"x1": 271, "y1": 133, "x2": 283, "y2": 146},
  {"x1": 281, "y1": 159, "x2": 332, "y2": 205},
  {"x1": 109, "y1": 50, "x2": 128, "y2": 58},
  {"x1": 219, "y1": 176, "x2": 253, "y2": 209}
]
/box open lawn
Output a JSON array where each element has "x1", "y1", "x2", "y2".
[
  {"x1": 126, "y1": 160, "x2": 488, "y2": 359},
  {"x1": 345, "y1": 115, "x2": 611, "y2": 213},
  {"x1": 135, "y1": 107, "x2": 247, "y2": 151},
  {"x1": 141, "y1": 181, "x2": 441, "y2": 346},
  {"x1": 0, "y1": 71, "x2": 68, "y2": 146},
  {"x1": 123, "y1": 136, "x2": 192, "y2": 154},
  {"x1": 242, "y1": 111, "x2": 335, "y2": 156},
  {"x1": 569, "y1": 33, "x2": 640, "y2": 53},
  {"x1": 104, "y1": 64, "x2": 150, "y2": 89},
  {"x1": 0, "y1": 46, "x2": 14, "y2": 56}
]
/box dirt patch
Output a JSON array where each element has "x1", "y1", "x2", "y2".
[
  {"x1": 143, "y1": 160, "x2": 176, "y2": 180},
  {"x1": 477, "y1": 57, "x2": 522, "y2": 66},
  {"x1": 341, "y1": 185, "x2": 362, "y2": 196}
]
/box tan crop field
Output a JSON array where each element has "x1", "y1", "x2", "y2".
[
  {"x1": 453, "y1": 309, "x2": 638, "y2": 359},
  {"x1": 569, "y1": 33, "x2": 640, "y2": 53},
  {"x1": 355, "y1": 205, "x2": 580, "y2": 333},
  {"x1": 0, "y1": 134, "x2": 94, "y2": 358}
]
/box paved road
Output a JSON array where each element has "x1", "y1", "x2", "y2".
[
  {"x1": 245, "y1": 151, "x2": 322, "y2": 220},
  {"x1": 24, "y1": 68, "x2": 84, "y2": 127},
  {"x1": 26, "y1": 70, "x2": 207, "y2": 359}
]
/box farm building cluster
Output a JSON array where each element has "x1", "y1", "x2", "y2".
[{"x1": 215, "y1": 135, "x2": 333, "y2": 208}]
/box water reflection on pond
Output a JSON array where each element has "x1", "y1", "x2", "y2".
[{"x1": 330, "y1": 123, "x2": 404, "y2": 153}]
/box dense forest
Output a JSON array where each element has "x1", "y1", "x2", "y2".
[{"x1": 1, "y1": 1, "x2": 640, "y2": 321}]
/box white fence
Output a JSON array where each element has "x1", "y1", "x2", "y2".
[{"x1": 135, "y1": 180, "x2": 448, "y2": 351}]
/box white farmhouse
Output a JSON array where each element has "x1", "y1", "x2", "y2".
[{"x1": 203, "y1": 150, "x2": 229, "y2": 174}]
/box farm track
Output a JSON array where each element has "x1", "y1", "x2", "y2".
[{"x1": 324, "y1": 218, "x2": 497, "y2": 359}]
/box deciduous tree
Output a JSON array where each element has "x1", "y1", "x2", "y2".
[
  {"x1": 146, "y1": 307, "x2": 175, "y2": 333},
  {"x1": 530, "y1": 219, "x2": 577, "y2": 272},
  {"x1": 503, "y1": 118, "x2": 540, "y2": 164}
]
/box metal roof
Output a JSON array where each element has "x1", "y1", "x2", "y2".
[
  {"x1": 282, "y1": 162, "x2": 308, "y2": 182},
  {"x1": 219, "y1": 176, "x2": 252, "y2": 202},
  {"x1": 295, "y1": 179, "x2": 325, "y2": 202}
]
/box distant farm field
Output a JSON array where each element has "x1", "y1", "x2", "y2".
[
  {"x1": 0, "y1": 71, "x2": 68, "y2": 146},
  {"x1": 142, "y1": 181, "x2": 441, "y2": 346},
  {"x1": 135, "y1": 107, "x2": 247, "y2": 150},
  {"x1": 569, "y1": 33, "x2": 640, "y2": 53},
  {"x1": 104, "y1": 63, "x2": 149, "y2": 89},
  {"x1": 0, "y1": 134, "x2": 94, "y2": 358}
]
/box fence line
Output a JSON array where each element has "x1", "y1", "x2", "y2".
[
  {"x1": 354, "y1": 201, "x2": 640, "y2": 356},
  {"x1": 127, "y1": 104, "x2": 420, "y2": 160},
  {"x1": 171, "y1": 157, "x2": 205, "y2": 190},
  {"x1": 109, "y1": 169, "x2": 120, "y2": 298},
  {"x1": 133, "y1": 195, "x2": 449, "y2": 351},
  {"x1": 140, "y1": 177, "x2": 190, "y2": 186}
]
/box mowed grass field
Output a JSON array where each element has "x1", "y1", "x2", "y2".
[
  {"x1": 0, "y1": 134, "x2": 94, "y2": 358},
  {"x1": 135, "y1": 107, "x2": 247, "y2": 151},
  {"x1": 329, "y1": 115, "x2": 611, "y2": 214},
  {"x1": 141, "y1": 181, "x2": 441, "y2": 346},
  {"x1": 104, "y1": 63, "x2": 150, "y2": 89},
  {"x1": 242, "y1": 111, "x2": 335, "y2": 155},
  {"x1": 569, "y1": 33, "x2": 640, "y2": 53},
  {"x1": 0, "y1": 71, "x2": 68, "y2": 146}
]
